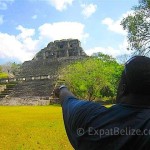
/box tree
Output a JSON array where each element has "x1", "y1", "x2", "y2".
[
  {"x1": 92, "y1": 52, "x2": 116, "y2": 62},
  {"x1": 1, "y1": 62, "x2": 12, "y2": 74},
  {"x1": 60, "y1": 54, "x2": 123, "y2": 101},
  {"x1": 116, "y1": 54, "x2": 132, "y2": 64},
  {"x1": 0, "y1": 65, "x2": 8, "y2": 79},
  {"x1": 1, "y1": 62, "x2": 21, "y2": 76},
  {"x1": 121, "y1": 0, "x2": 150, "y2": 56},
  {"x1": 11, "y1": 62, "x2": 21, "y2": 76}
]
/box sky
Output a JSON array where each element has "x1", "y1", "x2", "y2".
[{"x1": 0, "y1": 0, "x2": 139, "y2": 64}]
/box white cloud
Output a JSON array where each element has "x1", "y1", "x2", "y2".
[
  {"x1": 0, "y1": 0, "x2": 14, "y2": 10},
  {"x1": 81, "y1": 3, "x2": 97, "y2": 18},
  {"x1": 85, "y1": 38, "x2": 130, "y2": 58},
  {"x1": 39, "y1": 22, "x2": 89, "y2": 42},
  {"x1": 85, "y1": 11, "x2": 135, "y2": 58},
  {"x1": 102, "y1": 17, "x2": 127, "y2": 35},
  {"x1": 102, "y1": 11, "x2": 133, "y2": 35},
  {"x1": 32, "y1": 15, "x2": 37, "y2": 19},
  {"x1": 0, "y1": 26, "x2": 39, "y2": 62},
  {"x1": 0, "y1": 15, "x2": 4, "y2": 25},
  {"x1": 95, "y1": 11, "x2": 135, "y2": 58},
  {"x1": 0, "y1": 22, "x2": 89, "y2": 62},
  {"x1": 86, "y1": 47, "x2": 121, "y2": 57},
  {"x1": 45, "y1": 0, "x2": 74, "y2": 11},
  {"x1": 16, "y1": 25, "x2": 35, "y2": 39},
  {"x1": 118, "y1": 38, "x2": 128, "y2": 52}
]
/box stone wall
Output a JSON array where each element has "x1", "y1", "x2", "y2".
[{"x1": 0, "y1": 97, "x2": 51, "y2": 105}]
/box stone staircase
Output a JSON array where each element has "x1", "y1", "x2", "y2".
[
  {"x1": 9, "y1": 79, "x2": 55, "y2": 97},
  {"x1": 0, "y1": 79, "x2": 57, "y2": 105},
  {"x1": 0, "y1": 77, "x2": 67, "y2": 105},
  {"x1": 0, "y1": 82, "x2": 18, "y2": 98}
]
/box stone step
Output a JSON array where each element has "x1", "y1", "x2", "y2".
[
  {"x1": 9, "y1": 79, "x2": 55, "y2": 97},
  {"x1": 0, "y1": 82, "x2": 18, "y2": 98}
]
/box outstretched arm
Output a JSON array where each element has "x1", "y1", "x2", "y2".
[
  {"x1": 53, "y1": 85, "x2": 75, "y2": 104},
  {"x1": 54, "y1": 86, "x2": 107, "y2": 149}
]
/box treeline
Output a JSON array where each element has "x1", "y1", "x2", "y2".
[
  {"x1": 0, "y1": 62, "x2": 21, "y2": 79},
  {"x1": 60, "y1": 53, "x2": 124, "y2": 102}
]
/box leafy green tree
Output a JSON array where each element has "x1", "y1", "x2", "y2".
[
  {"x1": 1, "y1": 62, "x2": 21, "y2": 76},
  {"x1": 60, "y1": 53, "x2": 123, "y2": 101},
  {"x1": 121, "y1": 0, "x2": 150, "y2": 56}
]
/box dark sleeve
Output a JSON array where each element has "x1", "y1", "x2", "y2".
[{"x1": 61, "y1": 97, "x2": 107, "y2": 149}]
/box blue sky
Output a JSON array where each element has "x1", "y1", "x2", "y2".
[{"x1": 0, "y1": 0, "x2": 139, "y2": 64}]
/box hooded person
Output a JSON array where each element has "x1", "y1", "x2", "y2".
[
  {"x1": 54, "y1": 56, "x2": 150, "y2": 150},
  {"x1": 116, "y1": 56, "x2": 150, "y2": 105}
]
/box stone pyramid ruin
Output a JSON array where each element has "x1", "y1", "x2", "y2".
[{"x1": 0, "y1": 39, "x2": 87, "y2": 105}]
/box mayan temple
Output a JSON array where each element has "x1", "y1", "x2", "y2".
[
  {"x1": 19, "y1": 39, "x2": 87, "y2": 77},
  {"x1": 0, "y1": 39, "x2": 88, "y2": 105}
]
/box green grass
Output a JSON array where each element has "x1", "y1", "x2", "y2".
[
  {"x1": 0, "y1": 104, "x2": 113, "y2": 150},
  {"x1": 0, "y1": 106, "x2": 72, "y2": 150},
  {"x1": 0, "y1": 73, "x2": 8, "y2": 79}
]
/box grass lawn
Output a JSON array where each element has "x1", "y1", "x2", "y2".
[
  {"x1": 0, "y1": 105, "x2": 72, "y2": 150},
  {"x1": 0, "y1": 104, "x2": 113, "y2": 150},
  {"x1": 0, "y1": 73, "x2": 8, "y2": 79}
]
